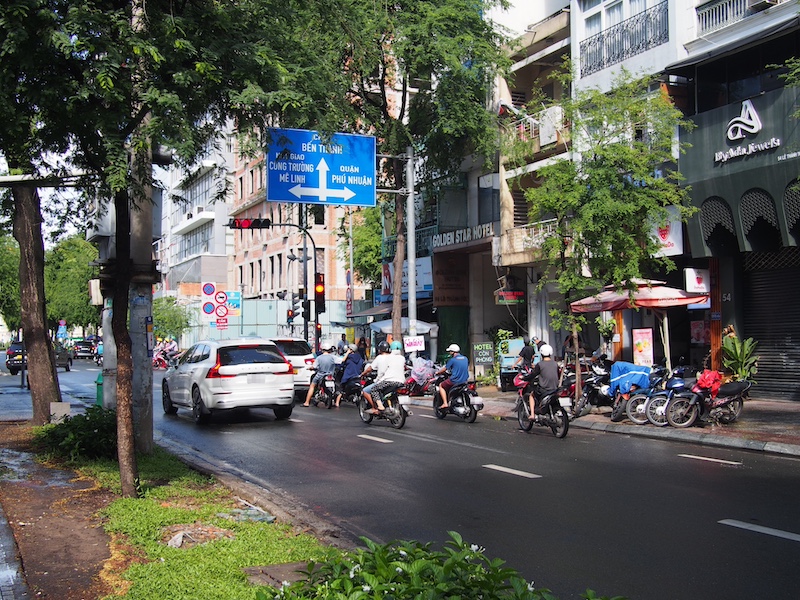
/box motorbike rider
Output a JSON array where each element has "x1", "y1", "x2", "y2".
[
  {"x1": 163, "y1": 337, "x2": 179, "y2": 360},
  {"x1": 361, "y1": 340, "x2": 406, "y2": 413},
  {"x1": 436, "y1": 343, "x2": 469, "y2": 410},
  {"x1": 302, "y1": 342, "x2": 337, "y2": 407},
  {"x1": 523, "y1": 343, "x2": 559, "y2": 417},
  {"x1": 512, "y1": 336, "x2": 545, "y2": 369},
  {"x1": 334, "y1": 343, "x2": 364, "y2": 407}
]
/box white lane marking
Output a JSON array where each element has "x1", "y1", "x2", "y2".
[
  {"x1": 417, "y1": 414, "x2": 437, "y2": 419},
  {"x1": 679, "y1": 454, "x2": 742, "y2": 466},
  {"x1": 719, "y1": 519, "x2": 800, "y2": 543},
  {"x1": 483, "y1": 464, "x2": 541, "y2": 479},
  {"x1": 357, "y1": 434, "x2": 394, "y2": 444}
]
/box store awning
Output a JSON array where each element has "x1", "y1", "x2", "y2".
[{"x1": 349, "y1": 299, "x2": 432, "y2": 318}]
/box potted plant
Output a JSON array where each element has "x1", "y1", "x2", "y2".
[{"x1": 721, "y1": 333, "x2": 759, "y2": 382}]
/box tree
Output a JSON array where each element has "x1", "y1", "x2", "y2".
[
  {"x1": 338, "y1": 207, "x2": 383, "y2": 287},
  {"x1": 152, "y1": 297, "x2": 191, "y2": 341},
  {"x1": 0, "y1": 0, "x2": 341, "y2": 496},
  {"x1": 44, "y1": 236, "x2": 99, "y2": 334},
  {"x1": 300, "y1": 0, "x2": 512, "y2": 339},
  {"x1": 0, "y1": 234, "x2": 21, "y2": 334},
  {"x1": 516, "y1": 67, "x2": 695, "y2": 353}
]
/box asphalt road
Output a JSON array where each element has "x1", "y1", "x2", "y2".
[{"x1": 146, "y1": 369, "x2": 800, "y2": 600}]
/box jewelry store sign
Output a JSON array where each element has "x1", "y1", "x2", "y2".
[{"x1": 714, "y1": 99, "x2": 781, "y2": 165}]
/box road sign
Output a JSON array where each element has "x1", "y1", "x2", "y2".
[{"x1": 266, "y1": 128, "x2": 376, "y2": 207}]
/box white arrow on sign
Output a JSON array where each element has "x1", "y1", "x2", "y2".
[{"x1": 289, "y1": 158, "x2": 356, "y2": 202}]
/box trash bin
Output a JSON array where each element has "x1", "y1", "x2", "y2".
[{"x1": 95, "y1": 373, "x2": 103, "y2": 406}]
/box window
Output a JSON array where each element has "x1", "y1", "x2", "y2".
[
  {"x1": 178, "y1": 222, "x2": 213, "y2": 260},
  {"x1": 585, "y1": 12, "x2": 601, "y2": 38},
  {"x1": 581, "y1": 0, "x2": 601, "y2": 9},
  {"x1": 606, "y1": 2, "x2": 623, "y2": 27},
  {"x1": 630, "y1": 0, "x2": 647, "y2": 15},
  {"x1": 310, "y1": 204, "x2": 324, "y2": 225}
]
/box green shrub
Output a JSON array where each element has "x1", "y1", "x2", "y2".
[
  {"x1": 258, "y1": 531, "x2": 625, "y2": 600},
  {"x1": 32, "y1": 405, "x2": 117, "y2": 461},
  {"x1": 721, "y1": 335, "x2": 759, "y2": 382}
]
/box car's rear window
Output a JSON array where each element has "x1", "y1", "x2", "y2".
[
  {"x1": 273, "y1": 341, "x2": 312, "y2": 356},
  {"x1": 218, "y1": 345, "x2": 285, "y2": 366}
]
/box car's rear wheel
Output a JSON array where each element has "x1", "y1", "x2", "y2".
[
  {"x1": 192, "y1": 387, "x2": 210, "y2": 424},
  {"x1": 9, "y1": 368, "x2": 18, "y2": 376},
  {"x1": 64, "y1": 360, "x2": 71, "y2": 372},
  {"x1": 273, "y1": 405, "x2": 293, "y2": 420}
]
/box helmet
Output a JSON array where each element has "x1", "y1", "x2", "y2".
[
  {"x1": 377, "y1": 341, "x2": 390, "y2": 354},
  {"x1": 390, "y1": 340, "x2": 403, "y2": 352},
  {"x1": 446, "y1": 343, "x2": 460, "y2": 353},
  {"x1": 539, "y1": 344, "x2": 553, "y2": 357},
  {"x1": 322, "y1": 342, "x2": 334, "y2": 352},
  {"x1": 348, "y1": 343, "x2": 358, "y2": 352}
]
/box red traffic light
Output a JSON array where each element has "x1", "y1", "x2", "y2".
[{"x1": 228, "y1": 218, "x2": 272, "y2": 229}]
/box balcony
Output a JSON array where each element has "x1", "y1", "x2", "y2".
[
  {"x1": 501, "y1": 105, "x2": 570, "y2": 171},
  {"x1": 171, "y1": 208, "x2": 215, "y2": 235},
  {"x1": 696, "y1": 0, "x2": 789, "y2": 35},
  {"x1": 499, "y1": 219, "x2": 559, "y2": 266},
  {"x1": 580, "y1": 1, "x2": 669, "y2": 77}
]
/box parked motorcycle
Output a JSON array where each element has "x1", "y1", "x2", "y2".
[
  {"x1": 513, "y1": 367, "x2": 570, "y2": 438},
  {"x1": 357, "y1": 383, "x2": 409, "y2": 429},
  {"x1": 431, "y1": 372, "x2": 484, "y2": 423},
  {"x1": 642, "y1": 365, "x2": 694, "y2": 427},
  {"x1": 623, "y1": 362, "x2": 669, "y2": 424},
  {"x1": 572, "y1": 356, "x2": 613, "y2": 418},
  {"x1": 666, "y1": 371, "x2": 749, "y2": 428}
]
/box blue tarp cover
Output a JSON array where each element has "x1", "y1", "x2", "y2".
[{"x1": 609, "y1": 361, "x2": 651, "y2": 396}]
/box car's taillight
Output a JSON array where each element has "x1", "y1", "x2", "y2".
[
  {"x1": 283, "y1": 360, "x2": 294, "y2": 375},
  {"x1": 206, "y1": 359, "x2": 236, "y2": 379},
  {"x1": 304, "y1": 358, "x2": 314, "y2": 367}
]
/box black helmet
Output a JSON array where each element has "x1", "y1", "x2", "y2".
[{"x1": 377, "y1": 341, "x2": 390, "y2": 354}]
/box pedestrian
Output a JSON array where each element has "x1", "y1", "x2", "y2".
[
  {"x1": 436, "y1": 343, "x2": 469, "y2": 410},
  {"x1": 357, "y1": 336, "x2": 368, "y2": 360},
  {"x1": 337, "y1": 333, "x2": 348, "y2": 355},
  {"x1": 512, "y1": 336, "x2": 544, "y2": 369}
]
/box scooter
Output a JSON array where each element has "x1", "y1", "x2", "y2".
[
  {"x1": 431, "y1": 372, "x2": 484, "y2": 423},
  {"x1": 357, "y1": 383, "x2": 410, "y2": 429},
  {"x1": 513, "y1": 367, "x2": 570, "y2": 438},
  {"x1": 666, "y1": 371, "x2": 749, "y2": 428},
  {"x1": 308, "y1": 369, "x2": 337, "y2": 409}
]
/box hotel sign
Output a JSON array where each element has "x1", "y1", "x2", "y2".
[{"x1": 432, "y1": 223, "x2": 494, "y2": 249}]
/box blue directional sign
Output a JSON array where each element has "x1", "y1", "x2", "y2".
[{"x1": 267, "y1": 128, "x2": 376, "y2": 207}]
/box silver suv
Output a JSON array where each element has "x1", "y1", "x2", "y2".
[
  {"x1": 161, "y1": 338, "x2": 294, "y2": 423},
  {"x1": 270, "y1": 337, "x2": 315, "y2": 401}
]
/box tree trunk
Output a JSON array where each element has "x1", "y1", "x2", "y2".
[
  {"x1": 11, "y1": 184, "x2": 62, "y2": 425},
  {"x1": 113, "y1": 189, "x2": 139, "y2": 498}
]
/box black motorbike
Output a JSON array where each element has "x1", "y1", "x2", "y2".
[
  {"x1": 431, "y1": 372, "x2": 484, "y2": 423},
  {"x1": 572, "y1": 356, "x2": 613, "y2": 418},
  {"x1": 308, "y1": 368, "x2": 337, "y2": 409},
  {"x1": 357, "y1": 382, "x2": 409, "y2": 429},
  {"x1": 514, "y1": 367, "x2": 570, "y2": 438},
  {"x1": 666, "y1": 374, "x2": 749, "y2": 428}
]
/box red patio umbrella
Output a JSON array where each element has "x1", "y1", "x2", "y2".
[{"x1": 570, "y1": 280, "x2": 709, "y2": 371}]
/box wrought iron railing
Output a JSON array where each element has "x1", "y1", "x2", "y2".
[
  {"x1": 504, "y1": 219, "x2": 559, "y2": 255},
  {"x1": 580, "y1": 1, "x2": 669, "y2": 77}
]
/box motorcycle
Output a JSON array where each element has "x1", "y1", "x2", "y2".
[
  {"x1": 513, "y1": 367, "x2": 570, "y2": 438},
  {"x1": 666, "y1": 371, "x2": 750, "y2": 428},
  {"x1": 357, "y1": 383, "x2": 410, "y2": 429},
  {"x1": 336, "y1": 377, "x2": 364, "y2": 407},
  {"x1": 642, "y1": 365, "x2": 694, "y2": 427},
  {"x1": 309, "y1": 369, "x2": 338, "y2": 409},
  {"x1": 623, "y1": 362, "x2": 669, "y2": 424},
  {"x1": 608, "y1": 361, "x2": 653, "y2": 423},
  {"x1": 431, "y1": 372, "x2": 485, "y2": 423},
  {"x1": 572, "y1": 356, "x2": 613, "y2": 418},
  {"x1": 401, "y1": 358, "x2": 438, "y2": 396},
  {"x1": 152, "y1": 350, "x2": 170, "y2": 370},
  {"x1": 94, "y1": 342, "x2": 104, "y2": 367}
]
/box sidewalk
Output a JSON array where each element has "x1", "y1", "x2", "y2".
[{"x1": 1, "y1": 375, "x2": 800, "y2": 600}]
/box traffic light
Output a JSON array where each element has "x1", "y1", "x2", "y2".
[
  {"x1": 301, "y1": 299, "x2": 311, "y2": 321},
  {"x1": 314, "y1": 273, "x2": 326, "y2": 314},
  {"x1": 291, "y1": 293, "x2": 303, "y2": 320},
  {"x1": 286, "y1": 309, "x2": 295, "y2": 324},
  {"x1": 227, "y1": 218, "x2": 272, "y2": 229}
]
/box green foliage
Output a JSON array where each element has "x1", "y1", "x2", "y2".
[
  {"x1": 153, "y1": 296, "x2": 191, "y2": 340},
  {"x1": 595, "y1": 317, "x2": 615, "y2": 341},
  {"x1": 259, "y1": 531, "x2": 625, "y2": 600},
  {"x1": 32, "y1": 405, "x2": 117, "y2": 461},
  {"x1": 44, "y1": 235, "x2": 100, "y2": 332},
  {"x1": 722, "y1": 335, "x2": 759, "y2": 382},
  {"x1": 515, "y1": 65, "x2": 696, "y2": 329},
  {"x1": 339, "y1": 207, "x2": 382, "y2": 286},
  {"x1": 0, "y1": 234, "x2": 21, "y2": 332}
]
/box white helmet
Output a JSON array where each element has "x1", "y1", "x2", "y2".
[
  {"x1": 446, "y1": 343, "x2": 460, "y2": 353},
  {"x1": 539, "y1": 344, "x2": 553, "y2": 357}
]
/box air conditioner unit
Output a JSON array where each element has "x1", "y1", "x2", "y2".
[
  {"x1": 186, "y1": 212, "x2": 193, "y2": 220},
  {"x1": 196, "y1": 206, "x2": 204, "y2": 213},
  {"x1": 748, "y1": 0, "x2": 777, "y2": 11}
]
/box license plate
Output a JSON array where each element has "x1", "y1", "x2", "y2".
[
  {"x1": 324, "y1": 381, "x2": 335, "y2": 389},
  {"x1": 398, "y1": 395, "x2": 411, "y2": 405},
  {"x1": 471, "y1": 395, "x2": 484, "y2": 408},
  {"x1": 559, "y1": 397, "x2": 572, "y2": 408},
  {"x1": 248, "y1": 374, "x2": 267, "y2": 384}
]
